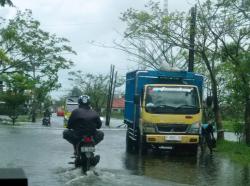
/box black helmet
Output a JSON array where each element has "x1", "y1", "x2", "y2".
[{"x1": 78, "y1": 95, "x2": 90, "y2": 106}]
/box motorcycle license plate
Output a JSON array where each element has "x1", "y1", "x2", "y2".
[{"x1": 81, "y1": 146, "x2": 95, "y2": 152}]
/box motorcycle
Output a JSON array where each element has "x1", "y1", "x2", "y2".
[
  {"x1": 74, "y1": 136, "x2": 96, "y2": 174},
  {"x1": 42, "y1": 117, "x2": 51, "y2": 126}
]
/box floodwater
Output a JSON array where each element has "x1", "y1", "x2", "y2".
[{"x1": 0, "y1": 115, "x2": 249, "y2": 186}]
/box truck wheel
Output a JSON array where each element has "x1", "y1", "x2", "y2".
[
  {"x1": 189, "y1": 144, "x2": 198, "y2": 156},
  {"x1": 138, "y1": 132, "x2": 147, "y2": 155},
  {"x1": 126, "y1": 130, "x2": 134, "y2": 153}
]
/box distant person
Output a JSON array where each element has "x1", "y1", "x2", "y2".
[
  {"x1": 201, "y1": 121, "x2": 216, "y2": 154},
  {"x1": 63, "y1": 95, "x2": 104, "y2": 166},
  {"x1": 43, "y1": 109, "x2": 51, "y2": 120},
  {"x1": 42, "y1": 109, "x2": 51, "y2": 126}
]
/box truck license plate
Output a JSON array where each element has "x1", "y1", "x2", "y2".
[
  {"x1": 166, "y1": 135, "x2": 181, "y2": 141},
  {"x1": 81, "y1": 146, "x2": 95, "y2": 152}
]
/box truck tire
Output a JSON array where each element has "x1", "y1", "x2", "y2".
[
  {"x1": 137, "y1": 131, "x2": 147, "y2": 155},
  {"x1": 189, "y1": 144, "x2": 198, "y2": 156},
  {"x1": 126, "y1": 130, "x2": 134, "y2": 153}
]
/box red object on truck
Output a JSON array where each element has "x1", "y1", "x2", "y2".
[{"x1": 56, "y1": 107, "x2": 64, "y2": 116}]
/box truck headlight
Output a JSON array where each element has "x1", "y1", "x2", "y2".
[
  {"x1": 143, "y1": 123, "x2": 156, "y2": 133},
  {"x1": 187, "y1": 122, "x2": 200, "y2": 134}
]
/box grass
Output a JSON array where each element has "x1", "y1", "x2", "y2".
[
  {"x1": 16, "y1": 115, "x2": 31, "y2": 122},
  {"x1": 216, "y1": 140, "x2": 250, "y2": 165},
  {"x1": 0, "y1": 114, "x2": 43, "y2": 125},
  {"x1": 222, "y1": 120, "x2": 244, "y2": 133},
  {"x1": 222, "y1": 120, "x2": 235, "y2": 132},
  {"x1": 110, "y1": 112, "x2": 124, "y2": 119}
]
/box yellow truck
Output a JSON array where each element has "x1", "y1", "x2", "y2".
[
  {"x1": 124, "y1": 70, "x2": 203, "y2": 154},
  {"x1": 63, "y1": 97, "x2": 78, "y2": 128}
]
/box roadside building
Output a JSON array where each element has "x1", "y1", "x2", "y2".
[{"x1": 112, "y1": 97, "x2": 125, "y2": 113}]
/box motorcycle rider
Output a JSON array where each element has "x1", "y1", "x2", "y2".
[
  {"x1": 43, "y1": 108, "x2": 51, "y2": 125},
  {"x1": 63, "y1": 95, "x2": 104, "y2": 166}
]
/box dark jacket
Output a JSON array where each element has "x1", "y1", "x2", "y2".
[
  {"x1": 44, "y1": 110, "x2": 51, "y2": 117},
  {"x1": 202, "y1": 123, "x2": 214, "y2": 136},
  {"x1": 67, "y1": 105, "x2": 102, "y2": 135}
]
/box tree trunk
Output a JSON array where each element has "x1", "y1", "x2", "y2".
[
  {"x1": 31, "y1": 110, "x2": 36, "y2": 123},
  {"x1": 245, "y1": 98, "x2": 250, "y2": 146},
  {"x1": 201, "y1": 51, "x2": 224, "y2": 140},
  {"x1": 212, "y1": 83, "x2": 224, "y2": 140}
]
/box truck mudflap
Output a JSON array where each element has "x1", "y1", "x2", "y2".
[{"x1": 146, "y1": 134, "x2": 199, "y2": 144}]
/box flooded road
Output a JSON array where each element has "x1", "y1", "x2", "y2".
[{"x1": 0, "y1": 116, "x2": 249, "y2": 186}]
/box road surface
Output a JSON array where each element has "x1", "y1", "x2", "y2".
[{"x1": 0, "y1": 115, "x2": 249, "y2": 186}]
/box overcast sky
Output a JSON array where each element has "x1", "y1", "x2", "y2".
[{"x1": 0, "y1": 0, "x2": 197, "y2": 98}]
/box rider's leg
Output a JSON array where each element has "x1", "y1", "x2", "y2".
[
  {"x1": 206, "y1": 134, "x2": 213, "y2": 154},
  {"x1": 89, "y1": 130, "x2": 104, "y2": 166},
  {"x1": 63, "y1": 129, "x2": 80, "y2": 154},
  {"x1": 200, "y1": 135, "x2": 206, "y2": 152},
  {"x1": 94, "y1": 130, "x2": 104, "y2": 145}
]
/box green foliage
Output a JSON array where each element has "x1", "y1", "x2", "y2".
[
  {"x1": 119, "y1": 0, "x2": 249, "y2": 141},
  {"x1": 0, "y1": 9, "x2": 76, "y2": 121},
  {"x1": 0, "y1": 0, "x2": 13, "y2": 7},
  {"x1": 220, "y1": 43, "x2": 250, "y2": 134},
  {"x1": 68, "y1": 71, "x2": 109, "y2": 113},
  {"x1": 119, "y1": 1, "x2": 187, "y2": 70},
  {"x1": 110, "y1": 111, "x2": 124, "y2": 119},
  {"x1": 0, "y1": 73, "x2": 35, "y2": 93},
  {"x1": 53, "y1": 97, "x2": 67, "y2": 109},
  {"x1": 68, "y1": 86, "x2": 83, "y2": 97},
  {"x1": 0, "y1": 73, "x2": 33, "y2": 125},
  {"x1": 217, "y1": 140, "x2": 250, "y2": 165}
]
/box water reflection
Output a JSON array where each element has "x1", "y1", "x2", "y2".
[
  {"x1": 124, "y1": 151, "x2": 200, "y2": 185},
  {"x1": 241, "y1": 166, "x2": 249, "y2": 186},
  {"x1": 123, "y1": 150, "x2": 250, "y2": 186}
]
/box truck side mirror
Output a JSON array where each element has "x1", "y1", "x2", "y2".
[
  {"x1": 134, "y1": 94, "x2": 140, "y2": 105},
  {"x1": 206, "y1": 96, "x2": 213, "y2": 107}
]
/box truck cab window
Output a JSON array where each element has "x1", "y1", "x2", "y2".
[{"x1": 145, "y1": 86, "x2": 200, "y2": 114}]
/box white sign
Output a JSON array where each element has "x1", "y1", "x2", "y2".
[{"x1": 152, "y1": 87, "x2": 193, "y2": 92}]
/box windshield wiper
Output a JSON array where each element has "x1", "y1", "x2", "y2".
[
  {"x1": 155, "y1": 104, "x2": 176, "y2": 109},
  {"x1": 175, "y1": 104, "x2": 198, "y2": 109}
]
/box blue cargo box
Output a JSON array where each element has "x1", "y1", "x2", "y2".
[{"x1": 124, "y1": 70, "x2": 203, "y2": 127}]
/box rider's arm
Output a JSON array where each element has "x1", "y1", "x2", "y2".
[
  {"x1": 96, "y1": 116, "x2": 102, "y2": 129},
  {"x1": 67, "y1": 112, "x2": 74, "y2": 129}
]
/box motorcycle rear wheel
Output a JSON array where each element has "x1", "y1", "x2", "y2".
[{"x1": 81, "y1": 153, "x2": 90, "y2": 174}]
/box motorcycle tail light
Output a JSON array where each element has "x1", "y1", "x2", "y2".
[{"x1": 83, "y1": 137, "x2": 92, "y2": 143}]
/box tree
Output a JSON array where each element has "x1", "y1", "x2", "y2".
[
  {"x1": 119, "y1": 1, "x2": 226, "y2": 139},
  {"x1": 68, "y1": 71, "x2": 109, "y2": 113},
  {"x1": 194, "y1": 0, "x2": 250, "y2": 143},
  {"x1": 0, "y1": 73, "x2": 34, "y2": 125},
  {"x1": 117, "y1": 1, "x2": 187, "y2": 70},
  {"x1": 0, "y1": 10, "x2": 76, "y2": 121},
  {"x1": 0, "y1": 0, "x2": 13, "y2": 7},
  {"x1": 68, "y1": 86, "x2": 83, "y2": 97},
  {"x1": 221, "y1": 45, "x2": 250, "y2": 143},
  {"x1": 118, "y1": 0, "x2": 250, "y2": 142}
]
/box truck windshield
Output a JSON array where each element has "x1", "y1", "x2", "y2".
[
  {"x1": 145, "y1": 86, "x2": 200, "y2": 114},
  {"x1": 65, "y1": 104, "x2": 78, "y2": 112}
]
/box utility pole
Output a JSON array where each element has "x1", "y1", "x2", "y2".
[
  {"x1": 110, "y1": 71, "x2": 118, "y2": 114},
  {"x1": 188, "y1": 5, "x2": 197, "y2": 72},
  {"x1": 163, "y1": 0, "x2": 168, "y2": 15},
  {"x1": 105, "y1": 65, "x2": 117, "y2": 126}
]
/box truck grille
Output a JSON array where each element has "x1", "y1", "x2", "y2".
[{"x1": 157, "y1": 124, "x2": 188, "y2": 133}]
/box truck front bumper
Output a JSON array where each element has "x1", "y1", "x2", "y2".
[{"x1": 146, "y1": 134, "x2": 199, "y2": 144}]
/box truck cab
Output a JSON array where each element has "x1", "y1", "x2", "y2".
[
  {"x1": 124, "y1": 70, "x2": 203, "y2": 154},
  {"x1": 63, "y1": 97, "x2": 78, "y2": 128}
]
